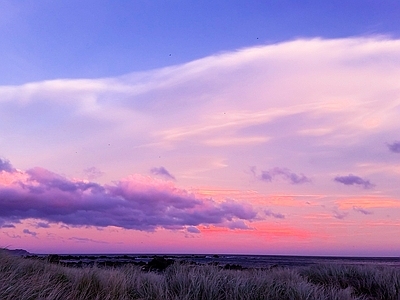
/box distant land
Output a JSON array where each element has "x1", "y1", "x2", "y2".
[{"x1": 1, "y1": 248, "x2": 31, "y2": 256}]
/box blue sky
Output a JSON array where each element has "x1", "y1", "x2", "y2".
[
  {"x1": 2, "y1": 1, "x2": 400, "y2": 84},
  {"x1": 1, "y1": 1, "x2": 400, "y2": 255}
]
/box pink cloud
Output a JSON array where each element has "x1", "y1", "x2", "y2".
[{"x1": 0, "y1": 162, "x2": 257, "y2": 232}]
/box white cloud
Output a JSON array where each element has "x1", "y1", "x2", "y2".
[{"x1": 1, "y1": 37, "x2": 400, "y2": 196}]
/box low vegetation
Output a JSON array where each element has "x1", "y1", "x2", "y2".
[{"x1": 0, "y1": 251, "x2": 399, "y2": 300}]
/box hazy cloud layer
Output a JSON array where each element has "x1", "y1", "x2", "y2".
[
  {"x1": 334, "y1": 174, "x2": 374, "y2": 189},
  {"x1": 1, "y1": 38, "x2": 400, "y2": 199},
  {"x1": 150, "y1": 167, "x2": 176, "y2": 180},
  {"x1": 0, "y1": 162, "x2": 257, "y2": 231}
]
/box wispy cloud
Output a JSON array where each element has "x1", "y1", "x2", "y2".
[
  {"x1": 1, "y1": 38, "x2": 399, "y2": 190},
  {"x1": 332, "y1": 210, "x2": 348, "y2": 220},
  {"x1": 0, "y1": 160, "x2": 257, "y2": 231},
  {"x1": 3, "y1": 232, "x2": 21, "y2": 239},
  {"x1": 353, "y1": 206, "x2": 373, "y2": 215},
  {"x1": 150, "y1": 166, "x2": 176, "y2": 180},
  {"x1": 265, "y1": 209, "x2": 285, "y2": 219},
  {"x1": 260, "y1": 167, "x2": 311, "y2": 185},
  {"x1": 334, "y1": 174, "x2": 374, "y2": 189},
  {"x1": 83, "y1": 167, "x2": 104, "y2": 180},
  {"x1": 69, "y1": 237, "x2": 108, "y2": 244}
]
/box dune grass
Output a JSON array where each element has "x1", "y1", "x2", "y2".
[{"x1": 0, "y1": 251, "x2": 399, "y2": 300}]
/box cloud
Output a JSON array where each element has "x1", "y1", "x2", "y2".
[
  {"x1": 0, "y1": 158, "x2": 15, "y2": 173},
  {"x1": 260, "y1": 167, "x2": 310, "y2": 184},
  {"x1": 150, "y1": 167, "x2": 176, "y2": 180},
  {"x1": 83, "y1": 167, "x2": 104, "y2": 180},
  {"x1": 332, "y1": 210, "x2": 348, "y2": 220},
  {"x1": 0, "y1": 38, "x2": 399, "y2": 200},
  {"x1": 36, "y1": 222, "x2": 50, "y2": 228},
  {"x1": 353, "y1": 206, "x2": 373, "y2": 215},
  {"x1": 1, "y1": 224, "x2": 15, "y2": 228},
  {"x1": 23, "y1": 229, "x2": 37, "y2": 237},
  {"x1": 0, "y1": 161, "x2": 257, "y2": 232},
  {"x1": 334, "y1": 174, "x2": 374, "y2": 189},
  {"x1": 3, "y1": 232, "x2": 21, "y2": 239},
  {"x1": 387, "y1": 141, "x2": 400, "y2": 153},
  {"x1": 186, "y1": 226, "x2": 200, "y2": 234},
  {"x1": 265, "y1": 209, "x2": 285, "y2": 219},
  {"x1": 225, "y1": 219, "x2": 253, "y2": 230},
  {"x1": 69, "y1": 237, "x2": 108, "y2": 244}
]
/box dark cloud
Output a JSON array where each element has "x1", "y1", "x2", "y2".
[
  {"x1": 260, "y1": 167, "x2": 310, "y2": 184},
  {"x1": 353, "y1": 206, "x2": 373, "y2": 215},
  {"x1": 36, "y1": 222, "x2": 50, "y2": 228},
  {"x1": 0, "y1": 165, "x2": 257, "y2": 232},
  {"x1": 1, "y1": 224, "x2": 15, "y2": 228},
  {"x1": 0, "y1": 158, "x2": 15, "y2": 173},
  {"x1": 334, "y1": 174, "x2": 374, "y2": 189},
  {"x1": 261, "y1": 171, "x2": 273, "y2": 182},
  {"x1": 265, "y1": 209, "x2": 285, "y2": 219},
  {"x1": 387, "y1": 141, "x2": 400, "y2": 153},
  {"x1": 23, "y1": 229, "x2": 37, "y2": 237},
  {"x1": 150, "y1": 167, "x2": 176, "y2": 180}
]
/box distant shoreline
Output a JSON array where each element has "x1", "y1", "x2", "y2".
[{"x1": 22, "y1": 252, "x2": 400, "y2": 269}]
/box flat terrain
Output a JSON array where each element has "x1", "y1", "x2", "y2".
[{"x1": 1, "y1": 251, "x2": 399, "y2": 299}]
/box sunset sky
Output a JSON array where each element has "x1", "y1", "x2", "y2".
[{"x1": 1, "y1": 1, "x2": 400, "y2": 256}]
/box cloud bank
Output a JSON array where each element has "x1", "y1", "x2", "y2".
[{"x1": 0, "y1": 161, "x2": 256, "y2": 231}]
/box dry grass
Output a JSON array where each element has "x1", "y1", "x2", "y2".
[{"x1": 0, "y1": 251, "x2": 399, "y2": 300}]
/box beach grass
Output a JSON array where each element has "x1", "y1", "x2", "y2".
[{"x1": 0, "y1": 251, "x2": 399, "y2": 300}]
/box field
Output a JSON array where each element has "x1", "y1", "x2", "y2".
[{"x1": 0, "y1": 251, "x2": 399, "y2": 300}]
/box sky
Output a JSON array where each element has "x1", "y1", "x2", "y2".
[{"x1": 1, "y1": 1, "x2": 400, "y2": 256}]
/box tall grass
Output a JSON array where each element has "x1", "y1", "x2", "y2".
[{"x1": 0, "y1": 251, "x2": 399, "y2": 299}]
